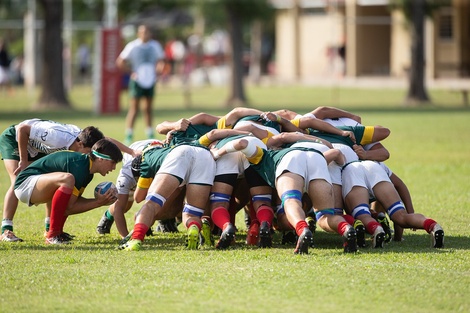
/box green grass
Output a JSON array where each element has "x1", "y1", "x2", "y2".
[{"x1": 0, "y1": 85, "x2": 469, "y2": 313}]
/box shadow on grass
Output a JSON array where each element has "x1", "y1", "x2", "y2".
[{"x1": 0, "y1": 231, "x2": 465, "y2": 253}]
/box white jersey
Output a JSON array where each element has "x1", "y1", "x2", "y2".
[
  {"x1": 119, "y1": 38, "x2": 164, "y2": 88},
  {"x1": 116, "y1": 139, "x2": 162, "y2": 195},
  {"x1": 16, "y1": 119, "x2": 81, "y2": 158}
]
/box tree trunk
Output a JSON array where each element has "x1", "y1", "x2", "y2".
[
  {"x1": 36, "y1": 0, "x2": 70, "y2": 109},
  {"x1": 405, "y1": 0, "x2": 430, "y2": 106},
  {"x1": 225, "y1": 4, "x2": 247, "y2": 107}
]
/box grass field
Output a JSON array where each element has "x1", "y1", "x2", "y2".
[{"x1": 0, "y1": 84, "x2": 469, "y2": 313}]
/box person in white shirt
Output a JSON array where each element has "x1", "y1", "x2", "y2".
[{"x1": 116, "y1": 24, "x2": 165, "y2": 144}]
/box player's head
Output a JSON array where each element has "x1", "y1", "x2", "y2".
[
  {"x1": 78, "y1": 126, "x2": 104, "y2": 148},
  {"x1": 137, "y1": 24, "x2": 152, "y2": 42},
  {"x1": 130, "y1": 154, "x2": 143, "y2": 179},
  {"x1": 90, "y1": 139, "x2": 123, "y2": 164}
]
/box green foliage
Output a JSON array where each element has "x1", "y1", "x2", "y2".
[{"x1": 0, "y1": 85, "x2": 469, "y2": 313}]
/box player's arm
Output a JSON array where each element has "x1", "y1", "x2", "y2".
[
  {"x1": 65, "y1": 190, "x2": 116, "y2": 216},
  {"x1": 14, "y1": 123, "x2": 32, "y2": 174},
  {"x1": 199, "y1": 129, "x2": 251, "y2": 147},
  {"x1": 261, "y1": 112, "x2": 306, "y2": 134},
  {"x1": 112, "y1": 194, "x2": 134, "y2": 238},
  {"x1": 298, "y1": 117, "x2": 356, "y2": 143},
  {"x1": 134, "y1": 176, "x2": 152, "y2": 203},
  {"x1": 105, "y1": 137, "x2": 138, "y2": 157},
  {"x1": 353, "y1": 143, "x2": 390, "y2": 161},
  {"x1": 267, "y1": 132, "x2": 333, "y2": 149},
  {"x1": 311, "y1": 106, "x2": 361, "y2": 123}
]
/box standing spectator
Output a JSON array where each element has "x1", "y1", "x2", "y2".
[
  {"x1": 76, "y1": 43, "x2": 90, "y2": 83},
  {"x1": 0, "y1": 39, "x2": 11, "y2": 92},
  {"x1": 116, "y1": 25, "x2": 165, "y2": 144}
]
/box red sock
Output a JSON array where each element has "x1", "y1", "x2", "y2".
[
  {"x1": 187, "y1": 220, "x2": 201, "y2": 231},
  {"x1": 211, "y1": 207, "x2": 231, "y2": 230},
  {"x1": 295, "y1": 220, "x2": 308, "y2": 236},
  {"x1": 342, "y1": 214, "x2": 355, "y2": 225},
  {"x1": 337, "y1": 221, "x2": 349, "y2": 236},
  {"x1": 423, "y1": 219, "x2": 437, "y2": 233},
  {"x1": 47, "y1": 186, "x2": 72, "y2": 238},
  {"x1": 132, "y1": 223, "x2": 149, "y2": 241},
  {"x1": 366, "y1": 221, "x2": 381, "y2": 235},
  {"x1": 256, "y1": 205, "x2": 274, "y2": 227}
]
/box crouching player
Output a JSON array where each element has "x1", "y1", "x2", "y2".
[{"x1": 14, "y1": 139, "x2": 123, "y2": 244}]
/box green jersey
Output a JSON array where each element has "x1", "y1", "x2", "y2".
[
  {"x1": 14, "y1": 151, "x2": 93, "y2": 196},
  {"x1": 169, "y1": 124, "x2": 215, "y2": 147}
]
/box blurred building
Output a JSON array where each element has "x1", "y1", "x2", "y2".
[{"x1": 271, "y1": 0, "x2": 470, "y2": 82}]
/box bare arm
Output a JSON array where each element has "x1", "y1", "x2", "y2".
[
  {"x1": 111, "y1": 194, "x2": 134, "y2": 238},
  {"x1": 65, "y1": 190, "x2": 117, "y2": 216},
  {"x1": 116, "y1": 57, "x2": 131, "y2": 73},
  {"x1": 106, "y1": 137, "x2": 138, "y2": 158},
  {"x1": 267, "y1": 132, "x2": 333, "y2": 149},
  {"x1": 298, "y1": 117, "x2": 356, "y2": 143},
  {"x1": 353, "y1": 143, "x2": 390, "y2": 161},
  {"x1": 311, "y1": 106, "x2": 361, "y2": 123},
  {"x1": 14, "y1": 123, "x2": 32, "y2": 174}
]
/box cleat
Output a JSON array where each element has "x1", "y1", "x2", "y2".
[
  {"x1": 431, "y1": 224, "x2": 444, "y2": 248},
  {"x1": 186, "y1": 225, "x2": 200, "y2": 250},
  {"x1": 216, "y1": 223, "x2": 236, "y2": 250},
  {"x1": 294, "y1": 228, "x2": 313, "y2": 254},
  {"x1": 1, "y1": 230, "x2": 23, "y2": 242},
  {"x1": 155, "y1": 218, "x2": 179, "y2": 233},
  {"x1": 372, "y1": 226, "x2": 385, "y2": 248},
  {"x1": 146, "y1": 227, "x2": 154, "y2": 237},
  {"x1": 119, "y1": 230, "x2": 133, "y2": 246},
  {"x1": 305, "y1": 216, "x2": 316, "y2": 234},
  {"x1": 120, "y1": 239, "x2": 141, "y2": 251},
  {"x1": 343, "y1": 226, "x2": 357, "y2": 253},
  {"x1": 45, "y1": 235, "x2": 71, "y2": 245},
  {"x1": 258, "y1": 221, "x2": 272, "y2": 248},
  {"x1": 60, "y1": 232, "x2": 75, "y2": 241},
  {"x1": 200, "y1": 218, "x2": 214, "y2": 247},
  {"x1": 281, "y1": 231, "x2": 297, "y2": 245},
  {"x1": 353, "y1": 220, "x2": 366, "y2": 248},
  {"x1": 96, "y1": 213, "x2": 114, "y2": 235},
  {"x1": 376, "y1": 212, "x2": 392, "y2": 243},
  {"x1": 246, "y1": 222, "x2": 260, "y2": 246}
]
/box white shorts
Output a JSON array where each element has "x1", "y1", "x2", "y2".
[
  {"x1": 159, "y1": 145, "x2": 215, "y2": 185},
  {"x1": 290, "y1": 141, "x2": 341, "y2": 185},
  {"x1": 341, "y1": 161, "x2": 391, "y2": 199},
  {"x1": 116, "y1": 173, "x2": 136, "y2": 195},
  {"x1": 14, "y1": 175, "x2": 41, "y2": 206},
  {"x1": 276, "y1": 150, "x2": 332, "y2": 192},
  {"x1": 215, "y1": 151, "x2": 249, "y2": 176}
]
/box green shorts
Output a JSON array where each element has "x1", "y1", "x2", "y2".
[
  {"x1": 128, "y1": 79, "x2": 155, "y2": 98},
  {"x1": 0, "y1": 125, "x2": 45, "y2": 161}
]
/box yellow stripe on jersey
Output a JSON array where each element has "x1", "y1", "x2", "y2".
[
  {"x1": 137, "y1": 177, "x2": 153, "y2": 189},
  {"x1": 290, "y1": 118, "x2": 301, "y2": 128},
  {"x1": 217, "y1": 116, "x2": 233, "y2": 129},
  {"x1": 73, "y1": 187, "x2": 81, "y2": 197},
  {"x1": 247, "y1": 146, "x2": 264, "y2": 165},
  {"x1": 361, "y1": 126, "x2": 375, "y2": 145},
  {"x1": 261, "y1": 131, "x2": 275, "y2": 145},
  {"x1": 198, "y1": 134, "x2": 212, "y2": 147}
]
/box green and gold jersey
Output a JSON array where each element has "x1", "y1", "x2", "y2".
[{"x1": 14, "y1": 151, "x2": 93, "y2": 197}]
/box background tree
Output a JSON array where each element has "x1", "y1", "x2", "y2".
[
  {"x1": 390, "y1": 0, "x2": 444, "y2": 106},
  {"x1": 36, "y1": 0, "x2": 70, "y2": 109},
  {"x1": 201, "y1": 0, "x2": 274, "y2": 107}
]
